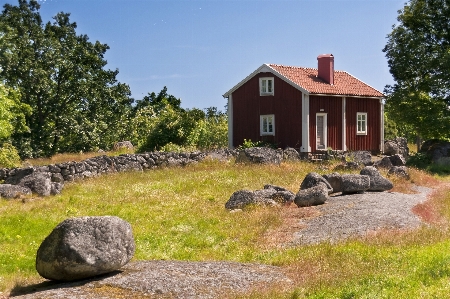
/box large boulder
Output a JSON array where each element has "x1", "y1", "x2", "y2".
[
  {"x1": 322, "y1": 172, "x2": 342, "y2": 193},
  {"x1": 235, "y1": 147, "x2": 282, "y2": 165},
  {"x1": 341, "y1": 174, "x2": 370, "y2": 194},
  {"x1": 225, "y1": 190, "x2": 256, "y2": 210},
  {"x1": 18, "y1": 172, "x2": 52, "y2": 196},
  {"x1": 4, "y1": 167, "x2": 34, "y2": 185},
  {"x1": 36, "y1": 216, "x2": 135, "y2": 281},
  {"x1": 360, "y1": 166, "x2": 393, "y2": 192},
  {"x1": 420, "y1": 139, "x2": 450, "y2": 163},
  {"x1": 384, "y1": 137, "x2": 409, "y2": 157},
  {"x1": 0, "y1": 184, "x2": 32, "y2": 199},
  {"x1": 294, "y1": 183, "x2": 329, "y2": 207},
  {"x1": 300, "y1": 172, "x2": 333, "y2": 194}
]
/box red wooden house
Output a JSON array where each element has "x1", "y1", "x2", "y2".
[{"x1": 222, "y1": 54, "x2": 385, "y2": 153}]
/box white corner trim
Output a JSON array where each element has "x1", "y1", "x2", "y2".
[
  {"x1": 301, "y1": 94, "x2": 311, "y2": 152},
  {"x1": 227, "y1": 94, "x2": 233, "y2": 148},
  {"x1": 342, "y1": 97, "x2": 346, "y2": 151}
]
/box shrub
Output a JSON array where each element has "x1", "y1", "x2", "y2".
[{"x1": 0, "y1": 143, "x2": 21, "y2": 168}]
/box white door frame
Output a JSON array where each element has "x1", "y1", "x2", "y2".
[{"x1": 316, "y1": 113, "x2": 327, "y2": 150}]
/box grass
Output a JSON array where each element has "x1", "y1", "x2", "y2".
[{"x1": 1, "y1": 157, "x2": 450, "y2": 298}]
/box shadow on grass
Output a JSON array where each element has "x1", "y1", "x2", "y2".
[{"x1": 9, "y1": 270, "x2": 122, "y2": 297}]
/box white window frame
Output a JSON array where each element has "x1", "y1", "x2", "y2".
[
  {"x1": 259, "y1": 77, "x2": 274, "y2": 96},
  {"x1": 260, "y1": 114, "x2": 275, "y2": 136},
  {"x1": 357, "y1": 112, "x2": 368, "y2": 135}
]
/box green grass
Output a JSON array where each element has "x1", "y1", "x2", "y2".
[{"x1": 1, "y1": 158, "x2": 450, "y2": 298}]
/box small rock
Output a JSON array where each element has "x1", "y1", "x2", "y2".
[
  {"x1": 360, "y1": 166, "x2": 393, "y2": 191},
  {"x1": 36, "y1": 216, "x2": 135, "y2": 281},
  {"x1": 388, "y1": 166, "x2": 410, "y2": 179},
  {"x1": 374, "y1": 156, "x2": 393, "y2": 169},
  {"x1": 18, "y1": 172, "x2": 52, "y2": 196},
  {"x1": 0, "y1": 184, "x2": 32, "y2": 199},
  {"x1": 225, "y1": 190, "x2": 256, "y2": 210}
]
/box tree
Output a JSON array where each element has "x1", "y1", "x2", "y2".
[
  {"x1": 383, "y1": 0, "x2": 450, "y2": 141},
  {"x1": 133, "y1": 86, "x2": 183, "y2": 114},
  {"x1": 0, "y1": 0, "x2": 133, "y2": 157}
]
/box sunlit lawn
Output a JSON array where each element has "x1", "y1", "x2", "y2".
[{"x1": 1, "y1": 158, "x2": 450, "y2": 298}]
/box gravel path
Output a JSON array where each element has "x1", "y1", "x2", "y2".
[{"x1": 291, "y1": 186, "x2": 432, "y2": 245}]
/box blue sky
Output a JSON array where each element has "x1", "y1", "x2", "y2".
[{"x1": 3, "y1": 0, "x2": 404, "y2": 110}]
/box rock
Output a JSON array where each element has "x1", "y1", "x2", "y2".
[
  {"x1": 420, "y1": 139, "x2": 450, "y2": 163},
  {"x1": 300, "y1": 172, "x2": 333, "y2": 194},
  {"x1": 4, "y1": 167, "x2": 34, "y2": 185},
  {"x1": 283, "y1": 147, "x2": 300, "y2": 160},
  {"x1": 18, "y1": 172, "x2": 52, "y2": 196},
  {"x1": 36, "y1": 216, "x2": 135, "y2": 281},
  {"x1": 389, "y1": 154, "x2": 406, "y2": 166},
  {"x1": 50, "y1": 182, "x2": 64, "y2": 195},
  {"x1": 235, "y1": 147, "x2": 282, "y2": 165},
  {"x1": 253, "y1": 189, "x2": 278, "y2": 206},
  {"x1": 271, "y1": 190, "x2": 295, "y2": 204},
  {"x1": 360, "y1": 166, "x2": 393, "y2": 191},
  {"x1": 225, "y1": 190, "x2": 256, "y2": 210},
  {"x1": 345, "y1": 151, "x2": 372, "y2": 166},
  {"x1": 384, "y1": 137, "x2": 409, "y2": 157},
  {"x1": 322, "y1": 172, "x2": 342, "y2": 193},
  {"x1": 51, "y1": 173, "x2": 64, "y2": 183},
  {"x1": 388, "y1": 166, "x2": 410, "y2": 179},
  {"x1": 0, "y1": 184, "x2": 32, "y2": 199},
  {"x1": 374, "y1": 156, "x2": 393, "y2": 169},
  {"x1": 294, "y1": 183, "x2": 329, "y2": 207},
  {"x1": 334, "y1": 161, "x2": 362, "y2": 171},
  {"x1": 264, "y1": 184, "x2": 289, "y2": 192},
  {"x1": 113, "y1": 141, "x2": 134, "y2": 151},
  {"x1": 341, "y1": 174, "x2": 370, "y2": 194}
]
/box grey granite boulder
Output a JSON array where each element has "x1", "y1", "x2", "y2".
[
  {"x1": 360, "y1": 166, "x2": 393, "y2": 191},
  {"x1": 264, "y1": 185, "x2": 295, "y2": 204},
  {"x1": 374, "y1": 156, "x2": 393, "y2": 169},
  {"x1": 294, "y1": 182, "x2": 329, "y2": 207},
  {"x1": 283, "y1": 147, "x2": 300, "y2": 161},
  {"x1": 36, "y1": 216, "x2": 135, "y2": 281},
  {"x1": 345, "y1": 151, "x2": 373, "y2": 166},
  {"x1": 235, "y1": 147, "x2": 282, "y2": 165},
  {"x1": 388, "y1": 166, "x2": 410, "y2": 179},
  {"x1": 225, "y1": 190, "x2": 256, "y2": 210},
  {"x1": 4, "y1": 167, "x2": 34, "y2": 185},
  {"x1": 341, "y1": 174, "x2": 370, "y2": 194},
  {"x1": 384, "y1": 137, "x2": 409, "y2": 157},
  {"x1": 322, "y1": 172, "x2": 342, "y2": 193},
  {"x1": 0, "y1": 184, "x2": 32, "y2": 199},
  {"x1": 18, "y1": 172, "x2": 52, "y2": 196},
  {"x1": 300, "y1": 172, "x2": 333, "y2": 194}
]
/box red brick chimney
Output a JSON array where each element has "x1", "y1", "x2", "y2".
[{"x1": 317, "y1": 54, "x2": 334, "y2": 85}]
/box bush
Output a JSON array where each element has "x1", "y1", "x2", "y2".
[{"x1": 0, "y1": 143, "x2": 21, "y2": 168}]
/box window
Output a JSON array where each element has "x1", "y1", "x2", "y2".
[
  {"x1": 357, "y1": 112, "x2": 367, "y2": 135},
  {"x1": 260, "y1": 114, "x2": 275, "y2": 135},
  {"x1": 260, "y1": 77, "x2": 274, "y2": 95}
]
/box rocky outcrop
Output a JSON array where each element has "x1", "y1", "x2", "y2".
[
  {"x1": 294, "y1": 183, "x2": 329, "y2": 207},
  {"x1": 36, "y1": 216, "x2": 135, "y2": 281},
  {"x1": 235, "y1": 147, "x2": 283, "y2": 165},
  {"x1": 341, "y1": 174, "x2": 371, "y2": 194},
  {"x1": 360, "y1": 166, "x2": 393, "y2": 192}
]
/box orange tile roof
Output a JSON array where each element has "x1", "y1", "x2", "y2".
[{"x1": 268, "y1": 64, "x2": 384, "y2": 97}]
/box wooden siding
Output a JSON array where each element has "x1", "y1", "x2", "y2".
[
  {"x1": 309, "y1": 95, "x2": 343, "y2": 152},
  {"x1": 345, "y1": 97, "x2": 381, "y2": 152},
  {"x1": 232, "y1": 72, "x2": 303, "y2": 148}
]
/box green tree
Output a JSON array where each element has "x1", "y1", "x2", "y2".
[
  {"x1": 383, "y1": 0, "x2": 450, "y2": 140},
  {"x1": 0, "y1": 0, "x2": 133, "y2": 157},
  {"x1": 133, "y1": 86, "x2": 183, "y2": 114}
]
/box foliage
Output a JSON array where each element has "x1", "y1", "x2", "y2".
[
  {"x1": 237, "y1": 138, "x2": 276, "y2": 150},
  {"x1": 186, "y1": 107, "x2": 228, "y2": 150},
  {"x1": 133, "y1": 86, "x2": 182, "y2": 114},
  {"x1": 383, "y1": 0, "x2": 450, "y2": 141},
  {"x1": 0, "y1": 142, "x2": 21, "y2": 168},
  {"x1": 0, "y1": 0, "x2": 133, "y2": 157},
  {"x1": 0, "y1": 83, "x2": 30, "y2": 142}
]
